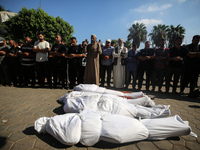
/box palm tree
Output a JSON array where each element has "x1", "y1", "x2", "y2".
[
  {"x1": 127, "y1": 23, "x2": 147, "y2": 48},
  {"x1": 124, "y1": 40, "x2": 132, "y2": 50},
  {"x1": 166, "y1": 24, "x2": 185, "y2": 47},
  {"x1": 148, "y1": 24, "x2": 168, "y2": 47}
]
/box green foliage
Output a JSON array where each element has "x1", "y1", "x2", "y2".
[
  {"x1": 0, "y1": 7, "x2": 74, "y2": 45},
  {"x1": 167, "y1": 24, "x2": 185, "y2": 47},
  {"x1": 0, "y1": 5, "x2": 11, "y2": 12},
  {"x1": 127, "y1": 23, "x2": 147, "y2": 48},
  {"x1": 0, "y1": 5, "x2": 5, "y2": 11},
  {"x1": 124, "y1": 40, "x2": 132, "y2": 50},
  {"x1": 111, "y1": 39, "x2": 118, "y2": 47},
  {"x1": 148, "y1": 24, "x2": 169, "y2": 47}
]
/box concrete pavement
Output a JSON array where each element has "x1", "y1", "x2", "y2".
[{"x1": 0, "y1": 82, "x2": 200, "y2": 150}]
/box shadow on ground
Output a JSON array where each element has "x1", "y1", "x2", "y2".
[
  {"x1": 53, "y1": 100, "x2": 65, "y2": 115},
  {"x1": 0, "y1": 136, "x2": 7, "y2": 148}
]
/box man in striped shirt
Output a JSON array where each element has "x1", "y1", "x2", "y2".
[{"x1": 19, "y1": 37, "x2": 36, "y2": 87}]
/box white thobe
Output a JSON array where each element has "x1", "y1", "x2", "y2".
[{"x1": 113, "y1": 46, "x2": 128, "y2": 88}]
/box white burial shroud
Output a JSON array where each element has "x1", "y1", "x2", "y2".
[
  {"x1": 59, "y1": 91, "x2": 155, "y2": 107},
  {"x1": 73, "y1": 84, "x2": 144, "y2": 98},
  {"x1": 59, "y1": 92, "x2": 170, "y2": 119},
  {"x1": 34, "y1": 109, "x2": 149, "y2": 146},
  {"x1": 34, "y1": 109, "x2": 194, "y2": 146}
]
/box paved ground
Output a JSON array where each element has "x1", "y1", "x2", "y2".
[{"x1": 0, "y1": 80, "x2": 200, "y2": 150}]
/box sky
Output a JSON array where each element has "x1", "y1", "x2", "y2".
[{"x1": 1, "y1": 0, "x2": 200, "y2": 48}]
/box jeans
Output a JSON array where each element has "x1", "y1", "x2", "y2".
[
  {"x1": 100, "y1": 64, "x2": 112, "y2": 86},
  {"x1": 125, "y1": 70, "x2": 136, "y2": 89}
]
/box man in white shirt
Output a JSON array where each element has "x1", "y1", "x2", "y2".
[
  {"x1": 33, "y1": 33, "x2": 51, "y2": 87},
  {"x1": 112, "y1": 38, "x2": 128, "y2": 88}
]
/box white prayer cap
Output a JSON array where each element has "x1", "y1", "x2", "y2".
[
  {"x1": 0, "y1": 37, "x2": 5, "y2": 43},
  {"x1": 118, "y1": 38, "x2": 123, "y2": 41},
  {"x1": 91, "y1": 34, "x2": 96, "y2": 38},
  {"x1": 101, "y1": 43, "x2": 105, "y2": 46},
  {"x1": 106, "y1": 39, "x2": 111, "y2": 43}
]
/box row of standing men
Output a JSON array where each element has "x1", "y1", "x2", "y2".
[
  {"x1": 0, "y1": 34, "x2": 199, "y2": 97},
  {"x1": 99, "y1": 35, "x2": 200, "y2": 98}
]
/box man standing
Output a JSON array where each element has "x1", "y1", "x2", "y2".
[
  {"x1": 49, "y1": 35, "x2": 67, "y2": 89},
  {"x1": 7, "y1": 40, "x2": 22, "y2": 86},
  {"x1": 125, "y1": 43, "x2": 138, "y2": 89},
  {"x1": 165, "y1": 37, "x2": 187, "y2": 94},
  {"x1": 67, "y1": 37, "x2": 86, "y2": 89},
  {"x1": 100, "y1": 39, "x2": 114, "y2": 87},
  {"x1": 137, "y1": 41, "x2": 155, "y2": 91},
  {"x1": 180, "y1": 35, "x2": 200, "y2": 97},
  {"x1": 151, "y1": 39, "x2": 169, "y2": 92},
  {"x1": 18, "y1": 37, "x2": 36, "y2": 87},
  {"x1": 0, "y1": 37, "x2": 10, "y2": 86},
  {"x1": 112, "y1": 38, "x2": 128, "y2": 88},
  {"x1": 33, "y1": 33, "x2": 51, "y2": 87},
  {"x1": 84, "y1": 34, "x2": 102, "y2": 85},
  {"x1": 79, "y1": 40, "x2": 88, "y2": 84}
]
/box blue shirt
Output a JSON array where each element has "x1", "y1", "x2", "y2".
[
  {"x1": 101, "y1": 46, "x2": 114, "y2": 66},
  {"x1": 126, "y1": 49, "x2": 138, "y2": 71}
]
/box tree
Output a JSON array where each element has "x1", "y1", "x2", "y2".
[
  {"x1": 167, "y1": 24, "x2": 185, "y2": 47},
  {"x1": 111, "y1": 39, "x2": 118, "y2": 47},
  {"x1": 0, "y1": 7, "x2": 74, "y2": 45},
  {"x1": 0, "y1": 5, "x2": 5, "y2": 11},
  {"x1": 0, "y1": 5, "x2": 11, "y2": 12},
  {"x1": 148, "y1": 24, "x2": 168, "y2": 47},
  {"x1": 127, "y1": 23, "x2": 147, "y2": 48},
  {"x1": 124, "y1": 40, "x2": 132, "y2": 50}
]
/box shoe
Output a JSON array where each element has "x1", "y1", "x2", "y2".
[
  {"x1": 151, "y1": 89, "x2": 155, "y2": 92},
  {"x1": 31, "y1": 83, "x2": 35, "y2": 87},
  {"x1": 172, "y1": 91, "x2": 179, "y2": 95}
]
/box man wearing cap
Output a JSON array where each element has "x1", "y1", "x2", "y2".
[
  {"x1": 100, "y1": 39, "x2": 114, "y2": 87},
  {"x1": 0, "y1": 37, "x2": 11, "y2": 86},
  {"x1": 84, "y1": 34, "x2": 102, "y2": 85},
  {"x1": 112, "y1": 38, "x2": 128, "y2": 88}
]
